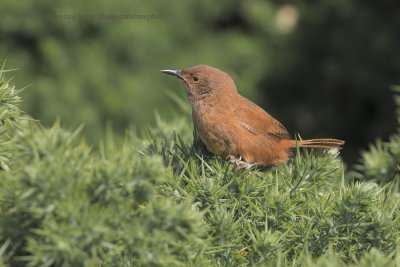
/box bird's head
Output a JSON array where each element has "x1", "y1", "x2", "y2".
[{"x1": 161, "y1": 65, "x2": 237, "y2": 102}]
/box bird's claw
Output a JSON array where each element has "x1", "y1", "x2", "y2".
[{"x1": 226, "y1": 155, "x2": 257, "y2": 170}]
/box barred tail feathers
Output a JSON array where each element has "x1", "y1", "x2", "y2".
[{"x1": 296, "y1": 139, "x2": 345, "y2": 149}]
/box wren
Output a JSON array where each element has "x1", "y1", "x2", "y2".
[{"x1": 161, "y1": 65, "x2": 344, "y2": 169}]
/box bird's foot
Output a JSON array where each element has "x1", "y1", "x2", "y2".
[{"x1": 226, "y1": 155, "x2": 257, "y2": 170}]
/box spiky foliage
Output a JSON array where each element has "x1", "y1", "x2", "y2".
[
  {"x1": 0, "y1": 62, "x2": 24, "y2": 171},
  {"x1": 1, "y1": 66, "x2": 400, "y2": 266},
  {"x1": 0, "y1": 66, "x2": 209, "y2": 266},
  {"x1": 151, "y1": 121, "x2": 399, "y2": 265},
  {"x1": 356, "y1": 86, "x2": 400, "y2": 183}
]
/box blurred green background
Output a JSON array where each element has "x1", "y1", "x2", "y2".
[{"x1": 1, "y1": 0, "x2": 399, "y2": 164}]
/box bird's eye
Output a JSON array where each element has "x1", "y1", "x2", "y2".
[{"x1": 193, "y1": 76, "x2": 199, "y2": 83}]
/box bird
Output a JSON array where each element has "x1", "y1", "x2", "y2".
[{"x1": 161, "y1": 65, "x2": 344, "y2": 169}]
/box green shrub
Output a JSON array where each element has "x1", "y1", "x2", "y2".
[
  {"x1": 355, "y1": 87, "x2": 400, "y2": 184},
  {"x1": 1, "y1": 66, "x2": 400, "y2": 266},
  {"x1": 0, "y1": 62, "x2": 24, "y2": 171},
  {"x1": 0, "y1": 67, "x2": 209, "y2": 266}
]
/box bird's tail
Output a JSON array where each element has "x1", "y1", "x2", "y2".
[{"x1": 296, "y1": 139, "x2": 345, "y2": 149}]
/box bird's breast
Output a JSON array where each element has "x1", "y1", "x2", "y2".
[{"x1": 191, "y1": 104, "x2": 236, "y2": 156}]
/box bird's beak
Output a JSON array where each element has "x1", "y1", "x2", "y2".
[{"x1": 160, "y1": 69, "x2": 183, "y2": 80}]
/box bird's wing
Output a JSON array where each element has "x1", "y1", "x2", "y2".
[
  {"x1": 236, "y1": 96, "x2": 291, "y2": 140},
  {"x1": 266, "y1": 120, "x2": 292, "y2": 140}
]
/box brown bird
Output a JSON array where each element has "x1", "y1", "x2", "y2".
[{"x1": 161, "y1": 65, "x2": 344, "y2": 169}]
